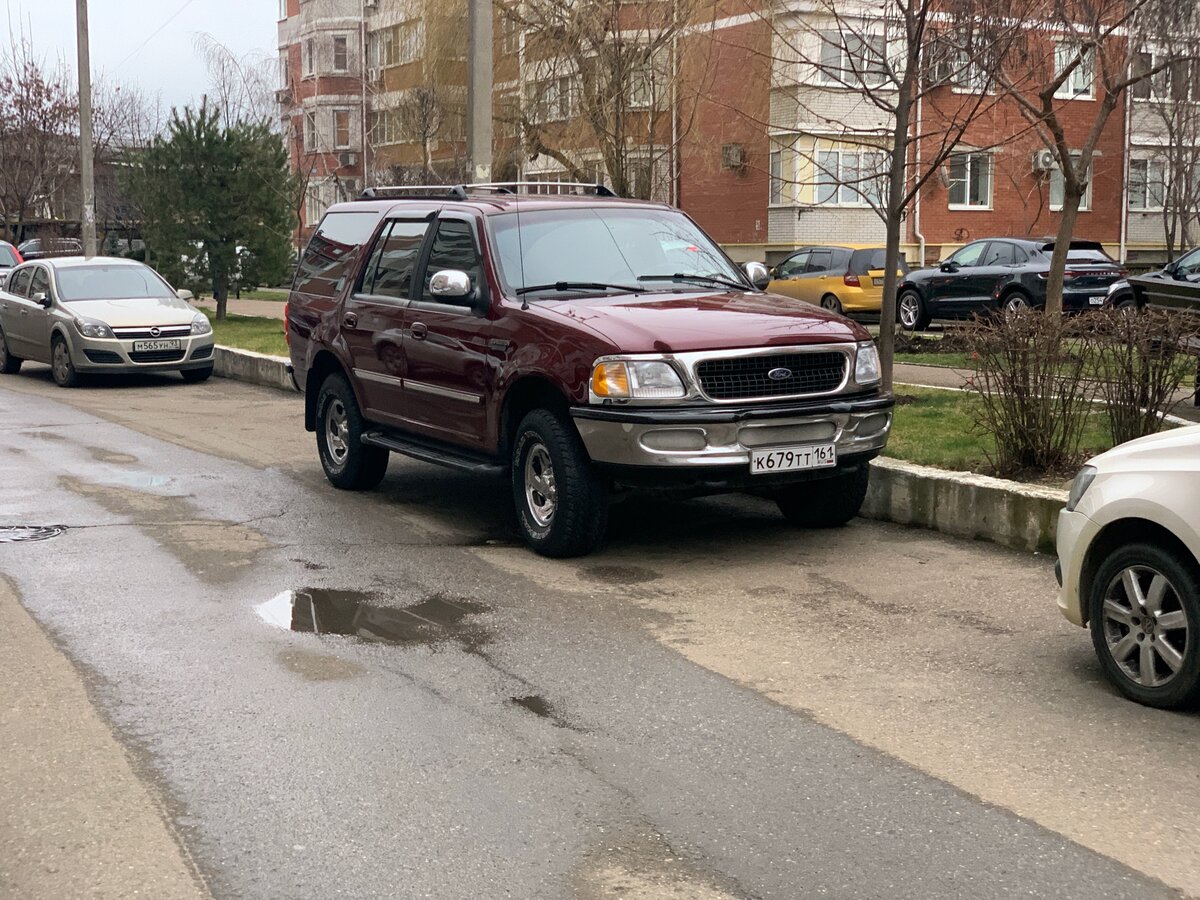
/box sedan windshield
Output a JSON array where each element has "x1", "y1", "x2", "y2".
[
  {"x1": 489, "y1": 207, "x2": 747, "y2": 297},
  {"x1": 54, "y1": 264, "x2": 177, "y2": 302}
]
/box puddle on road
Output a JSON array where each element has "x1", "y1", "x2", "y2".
[
  {"x1": 510, "y1": 694, "x2": 554, "y2": 718},
  {"x1": 256, "y1": 588, "x2": 490, "y2": 649},
  {"x1": 59, "y1": 475, "x2": 269, "y2": 584},
  {"x1": 0, "y1": 525, "x2": 67, "y2": 543},
  {"x1": 87, "y1": 446, "x2": 138, "y2": 465}
]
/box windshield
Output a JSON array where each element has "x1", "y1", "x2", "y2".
[
  {"x1": 54, "y1": 264, "x2": 177, "y2": 302},
  {"x1": 489, "y1": 207, "x2": 746, "y2": 297}
]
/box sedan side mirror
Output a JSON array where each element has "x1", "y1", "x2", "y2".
[
  {"x1": 32, "y1": 291, "x2": 50, "y2": 307},
  {"x1": 743, "y1": 261, "x2": 771, "y2": 290},
  {"x1": 176, "y1": 288, "x2": 195, "y2": 301}
]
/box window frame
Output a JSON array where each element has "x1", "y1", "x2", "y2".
[
  {"x1": 1054, "y1": 42, "x2": 1095, "y2": 100},
  {"x1": 1049, "y1": 153, "x2": 1093, "y2": 212},
  {"x1": 416, "y1": 215, "x2": 486, "y2": 308},
  {"x1": 947, "y1": 151, "x2": 993, "y2": 210},
  {"x1": 303, "y1": 110, "x2": 318, "y2": 153},
  {"x1": 814, "y1": 148, "x2": 885, "y2": 207},
  {"x1": 332, "y1": 35, "x2": 349, "y2": 73},
  {"x1": 302, "y1": 38, "x2": 315, "y2": 77},
  {"x1": 1128, "y1": 157, "x2": 1166, "y2": 211},
  {"x1": 333, "y1": 108, "x2": 352, "y2": 150},
  {"x1": 769, "y1": 150, "x2": 783, "y2": 206},
  {"x1": 817, "y1": 30, "x2": 888, "y2": 88}
]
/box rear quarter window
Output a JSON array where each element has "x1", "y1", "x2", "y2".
[
  {"x1": 850, "y1": 249, "x2": 909, "y2": 274},
  {"x1": 0, "y1": 246, "x2": 16, "y2": 266},
  {"x1": 293, "y1": 211, "x2": 382, "y2": 298}
]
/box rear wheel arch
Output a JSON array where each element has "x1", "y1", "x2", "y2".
[
  {"x1": 305, "y1": 349, "x2": 352, "y2": 432},
  {"x1": 1080, "y1": 518, "x2": 1200, "y2": 625},
  {"x1": 999, "y1": 285, "x2": 1033, "y2": 306}
]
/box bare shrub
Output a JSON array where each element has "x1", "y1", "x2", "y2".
[
  {"x1": 962, "y1": 312, "x2": 1096, "y2": 475},
  {"x1": 1082, "y1": 308, "x2": 1200, "y2": 445}
]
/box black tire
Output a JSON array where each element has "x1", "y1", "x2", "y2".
[
  {"x1": 1002, "y1": 291, "x2": 1032, "y2": 314},
  {"x1": 0, "y1": 326, "x2": 21, "y2": 374},
  {"x1": 1115, "y1": 297, "x2": 1139, "y2": 315},
  {"x1": 50, "y1": 336, "x2": 80, "y2": 388},
  {"x1": 897, "y1": 290, "x2": 930, "y2": 331},
  {"x1": 511, "y1": 408, "x2": 608, "y2": 558},
  {"x1": 1088, "y1": 542, "x2": 1200, "y2": 710},
  {"x1": 180, "y1": 366, "x2": 213, "y2": 384},
  {"x1": 315, "y1": 373, "x2": 389, "y2": 490},
  {"x1": 774, "y1": 465, "x2": 870, "y2": 528},
  {"x1": 820, "y1": 294, "x2": 844, "y2": 315}
]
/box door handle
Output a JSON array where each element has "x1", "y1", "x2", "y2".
[
  {"x1": 343, "y1": 312, "x2": 358, "y2": 328},
  {"x1": 411, "y1": 322, "x2": 427, "y2": 340}
]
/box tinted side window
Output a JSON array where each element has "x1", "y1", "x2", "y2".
[
  {"x1": 776, "y1": 252, "x2": 808, "y2": 278},
  {"x1": 421, "y1": 220, "x2": 481, "y2": 303},
  {"x1": 983, "y1": 242, "x2": 1016, "y2": 266},
  {"x1": 30, "y1": 267, "x2": 51, "y2": 297},
  {"x1": 831, "y1": 249, "x2": 853, "y2": 272},
  {"x1": 362, "y1": 220, "x2": 430, "y2": 299},
  {"x1": 8, "y1": 267, "x2": 32, "y2": 297},
  {"x1": 294, "y1": 211, "x2": 381, "y2": 298},
  {"x1": 806, "y1": 250, "x2": 833, "y2": 273}
]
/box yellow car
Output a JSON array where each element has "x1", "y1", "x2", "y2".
[{"x1": 767, "y1": 245, "x2": 908, "y2": 315}]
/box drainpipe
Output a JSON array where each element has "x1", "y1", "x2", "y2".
[
  {"x1": 1119, "y1": 81, "x2": 1131, "y2": 264},
  {"x1": 913, "y1": 91, "x2": 926, "y2": 266}
]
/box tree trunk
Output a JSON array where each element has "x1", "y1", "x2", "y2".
[
  {"x1": 213, "y1": 273, "x2": 228, "y2": 321},
  {"x1": 879, "y1": 79, "x2": 913, "y2": 393},
  {"x1": 1044, "y1": 184, "x2": 1084, "y2": 316}
]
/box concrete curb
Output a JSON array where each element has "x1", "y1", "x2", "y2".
[
  {"x1": 207, "y1": 346, "x2": 1067, "y2": 553},
  {"x1": 863, "y1": 456, "x2": 1067, "y2": 554},
  {"x1": 212, "y1": 346, "x2": 296, "y2": 393}
]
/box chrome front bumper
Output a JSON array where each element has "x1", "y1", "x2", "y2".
[{"x1": 571, "y1": 394, "x2": 893, "y2": 468}]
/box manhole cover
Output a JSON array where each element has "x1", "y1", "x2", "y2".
[{"x1": 0, "y1": 525, "x2": 67, "y2": 544}]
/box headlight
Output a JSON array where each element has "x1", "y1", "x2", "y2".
[
  {"x1": 74, "y1": 317, "x2": 114, "y2": 339},
  {"x1": 190, "y1": 313, "x2": 212, "y2": 335},
  {"x1": 1066, "y1": 465, "x2": 1097, "y2": 512},
  {"x1": 855, "y1": 341, "x2": 881, "y2": 385},
  {"x1": 591, "y1": 359, "x2": 686, "y2": 401}
]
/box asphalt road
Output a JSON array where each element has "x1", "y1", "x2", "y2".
[{"x1": 2, "y1": 364, "x2": 1198, "y2": 899}]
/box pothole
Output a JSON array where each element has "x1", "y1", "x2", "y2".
[
  {"x1": 256, "y1": 588, "x2": 489, "y2": 649},
  {"x1": 0, "y1": 525, "x2": 67, "y2": 543}
]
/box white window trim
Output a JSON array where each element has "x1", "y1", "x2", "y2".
[
  {"x1": 302, "y1": 38, "x2": 315, "y2": 77},
  {"x1": 1127, "y1": 157, "x2": 1166, "y2": 212},
  {"x1": 769, "y1": 150, "x2": 783, "y2": 206},
  {"x1": 333, "y1": 109, "x2": 352, "y2": 150},
  {"x1": 332, "y1": 35, "x2": 350, "y2": 73},
  {"x1": 1049, "y1": 155, "x2": 1093, "y2": 212},
  {"x1": 816, "y1": 30, "x2": 889, "y2": 90},
  {"x1": 947, "y1": 151, "x2": 993, "y2": 210},
  {"x1": 1053, "y1": 42, "x2": 1095, "y2": 101},
  {"x1": 303, "y1": 111, "x2": 317, "y2": 153},
  {"x1": 813, "y1": 148, "x2": 885, "y2": 208}
]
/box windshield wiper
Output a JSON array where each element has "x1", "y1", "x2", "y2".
[
  {"x1": 637, "y1": 273, "x2": 749, "y2": 292},
  {"x1": 515, "y1": 281, "x2": 645, "y2": 296}
]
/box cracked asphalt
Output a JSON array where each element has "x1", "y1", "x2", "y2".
[{"x1": 2, "y1": 365, "x2": 1198, "y2": 899}]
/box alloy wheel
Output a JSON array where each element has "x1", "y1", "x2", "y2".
[
  {"x1": 1005, "y1": 295, "x2": 1029, "y2": 313},
  {"x1": 1101, "y1": 565, "x2": 1190, "y2": 688},
  {"x1": 899, "y1": 295, "x2": 919, "y2": 329},
  {"x1": 325, "y1": 399, "x2": 350, "y2": 466},
  {"x1": 523, "y1": 442, "x2": 557, "y2": 528}
]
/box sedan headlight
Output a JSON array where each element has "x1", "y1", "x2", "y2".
[
  {"x1": 591, "y1": 359, "x2": 686, "y2": 401},
  {"x1": 74, "y1": 317, "x2": 114, "y2": 339},
  {"x1": 1066, "y1": 465, "x2": 1097, "y2": 512},
  {"x1": 190, "y1": 313, "x2": 212, "y2": 335},
  {"x1": 855, "y1": 341, "x2": 881, "y2": 385}
]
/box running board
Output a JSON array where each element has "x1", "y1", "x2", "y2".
[{"x1": 361, "y1": 430, "x2": 505, "y2": 475}]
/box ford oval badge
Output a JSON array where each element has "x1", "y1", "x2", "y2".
[{"x1": 767, "y1": 367, "x2": 792, "y2": 381}]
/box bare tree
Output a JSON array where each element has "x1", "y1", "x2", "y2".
[
  {"x1": 497, "y1": 0, "x2": 718, "y2": 199},
  {"x1": 195, "y1": 32, "x2": 278, "y2": 128},
  {"x1": 747, "y1": 0, "x2": 1032, "y2": 388},
  {"x1": 396, "y1": 86, "x2": 445, "y2": 179},
  {"x1": 983, "y1": 0, "x2": 1200, "y2": 314}
]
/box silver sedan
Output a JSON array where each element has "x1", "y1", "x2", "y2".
[{"x1": 0, "y1": 257, "x2": 215, "y2": 387}]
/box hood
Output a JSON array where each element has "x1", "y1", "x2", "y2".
[
  {"x1": 64, "y1": 295, "x2": 199, "y2": 328},
  {"x1": 1091, "y1": 424, "x2": 1200, "y2": 472},
  {"x1": 538, "y1": 290, "x2": 868, "y2": 353}
]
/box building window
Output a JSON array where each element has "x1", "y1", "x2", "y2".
[
  {"x1": 818, "y1": 31, "x2": 887, "y2": 87},
  {"x1": 815, "y1": 149, "x2": 885, "y2": 206},
  {"x1": 304, "y1": 111, "x2": 317, "y2": 152},
  {"x1": 501, "y1": 16, "x2": 520, "y2": 55},
  {"x1": 279, "y1": 51, "x2": 290, "y2": 89},
  {"x1": 1054, "y1": 43, "x2": 1094, "y2": 99},
  {"x1": 304, "y1": 184, "x2": 326, "y2": 226},
  {"x1": 1132, "y1": 52, "x2": 1198, "y2": 102},
  {"x1": 333, "y1": 36, "x2": 349, "y2": 73},
  {"x1": 769, "y1": 150, "x2": 783, "y2": 205},
  {"x1": 1049, "y1": 153, "x2": 1092, "y2": 211},
  {"x1": 947, "y1": 151, "x2": 992, "y2": 208},
  {"x1": 525, "y1": 75, "x2": 577, "y2": 123},
  {"x1": 372, "y1": 21, "x2": 422, "y2": 68},
  {"x1": 628, "y1": 53, "x2": 665, "y2": 109},
  {"x1": 398, "y1": 21, "x2": 422, "y2": 64},
  {"x1": 1128, "y1": 158, "x2": 1167, "y2": 211},
  {"x1": 278, "y1": 0, "x2": 287, "y2": 20},
  {"x1": 302, "y1": 38, "x2": 315, "y2": 76},
  {"x1": 334, "y1": 110, "x2": 352, "y2": 149}
]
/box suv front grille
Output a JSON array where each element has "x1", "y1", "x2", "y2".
[{"x1": 695, "y1": 351, "x2": 847, "y2": 400}]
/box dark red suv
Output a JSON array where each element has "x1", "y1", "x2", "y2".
[{"x1": 287, "y1": 184, "x2": 893, "y2": 556}]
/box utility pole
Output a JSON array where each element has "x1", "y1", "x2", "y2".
[
  {"x1": 466, "y1": 0, "x2": 493, "y2": 184},
  {"x1": 75, "y1": 0, "x2": 97, "y2": 258}
]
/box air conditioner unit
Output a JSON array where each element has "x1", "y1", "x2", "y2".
[
  {"x1": 1032, "y1": 149, "x2": 1056, "y2": 172},
  {"x1": 338, "y1": 152, "x2": 358, "y2": 167},
  {"x1": 721, "y1": 143, "x2": 746, "y2": 170}
]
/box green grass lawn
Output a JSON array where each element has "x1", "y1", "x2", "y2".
[
  {"x1": 885, "y1": 386, "x2": 1113, "y2": 480},
  {"x1": 894, "y1": 351, "x2": 975, "y2": 369},
  {"x1": 203, "y1": 310, "x2": 289, "y2": 357}
]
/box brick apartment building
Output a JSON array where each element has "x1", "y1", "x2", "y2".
[{"x1": 277, "y1": 1, "x2": 1193, "y2": 266}]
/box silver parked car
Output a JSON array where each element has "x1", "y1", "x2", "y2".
[{"x1": 0, "y1": 257, "x2": 215, "y2": 387}]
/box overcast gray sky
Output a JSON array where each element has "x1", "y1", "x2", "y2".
[{"x1": 7, "y1": 0, "x2": 279, "y2": 113}]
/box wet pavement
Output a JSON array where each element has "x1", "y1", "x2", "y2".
[{"x1": 1, "y1": 374, "x2": 1197, "y2": 899}]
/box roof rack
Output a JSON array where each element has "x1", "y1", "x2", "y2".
[{"x1": 358, "y1": 182, "x2": 619, "y2": 201}]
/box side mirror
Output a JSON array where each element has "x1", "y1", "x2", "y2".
[
  {"x1": 32, "y1": 291, "x2": 50, "y2": 307},
  {"x1": 430, "y1": 269, "x2": 490, "y2": 316},
  {"x1": 743, "y1": 261, "x2": 771, "y2": 290},
  {"x1": 939, "y1": 261, "x2": 958, "y2": 273},
  {"x1": 176, "y1": 288, "x2": 195, "y2": 301}
]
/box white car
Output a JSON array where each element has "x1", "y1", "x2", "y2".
[
  {"x1": 1057, "y1": 426, "x2": 1200, "y2": 709},
  {"x1": 0, "y1": 257, "x2": 215, "y2": 387}
]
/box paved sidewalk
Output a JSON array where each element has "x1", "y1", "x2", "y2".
[
  {"x1": 193, "y1": 296, "x2": 285, "y2": 319},
  {"x1": 0, "y1": 577, "x2": 208, "y2": 899}
]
